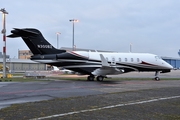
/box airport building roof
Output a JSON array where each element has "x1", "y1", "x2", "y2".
[
  {"x1": 161, "y1": 56, "x2": 180, "y2": 60},
  {"x1": 60, "y1": 47, "x2": 115, "y2": 52},
  {"x1": 0, "y1": 58, "x2": 38, "y2": 63}
]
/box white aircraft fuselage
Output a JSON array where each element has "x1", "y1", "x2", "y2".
[{"x1": 33, "y1": 51, "x2": 172, "y2": 76}]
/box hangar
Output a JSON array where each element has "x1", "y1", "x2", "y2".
[
  {"x1": 0, "y1": 58, "x2": 47, "y2": 73},
  {"x1": 0, "y1": 52, "x2": 47, "y2": 73},
  {"x1": 162, "y1": 57, "x2": 180, "y2": 69}
]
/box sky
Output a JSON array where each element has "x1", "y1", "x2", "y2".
[{"x1": 1, "y1": 0, "x2": 180, "y2": 58}]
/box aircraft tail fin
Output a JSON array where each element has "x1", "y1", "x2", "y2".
[{"x1": 7, "y1": 28, "x2": 66, "y2": 55}]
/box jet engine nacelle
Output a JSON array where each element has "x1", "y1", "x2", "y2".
[
  {"x1": 56, "y1": 52, "x2": 89, "y2": 60},
  {"x1": 31, "y1": 54, "x2": 56, "y2": 60}
]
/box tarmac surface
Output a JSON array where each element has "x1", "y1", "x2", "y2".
[{"x1": 0, "y1": 71, "x2": 180, "y2": 119}]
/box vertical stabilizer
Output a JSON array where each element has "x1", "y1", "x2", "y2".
[{"x1": 7, "y1": 28, "x2": 66, "y2": 55}]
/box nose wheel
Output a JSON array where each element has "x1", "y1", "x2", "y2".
[
  {"x1": 155, "y1": 76, "x2": 160, "y2": 81},
  {"x1": 154, "y1": 71, "x2": 160, "y2": 81}
]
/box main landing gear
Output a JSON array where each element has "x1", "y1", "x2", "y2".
[
  {"x1": 154, "y1": 71, "x2": 160, "y2": 81},
  {"x1": 96, "y1": 76, "x2": 104, "y2": 81},
  {"x1": 87, "y1": 75, "x2": 95, "y2": 81},
  {"x1": 87, "y1": 75, "x2": 105, "y2": 81}
]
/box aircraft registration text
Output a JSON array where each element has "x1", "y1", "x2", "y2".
[{"x1": 37, "y1": 45, "x2": 52, "y2": 48}]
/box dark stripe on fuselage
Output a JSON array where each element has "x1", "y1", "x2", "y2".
[
  {"x1": 68, "y1": 51, "x2": 88, "y2": 59},
  {"x1": 56, "y1": 52, "x2": 88, "y2": 60}
]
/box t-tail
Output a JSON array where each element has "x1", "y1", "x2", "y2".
[{"x1": 7, "y1": 28, "x2": 66, "y2": 55}]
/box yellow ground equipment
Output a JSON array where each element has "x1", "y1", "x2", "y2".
[{"x1": 0, "y1": 64, "x2": 12, "y2": 78}]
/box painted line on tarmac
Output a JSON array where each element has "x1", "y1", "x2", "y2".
[{"x1": 30, "y1": 95, "x2": 180, "y2": 120}]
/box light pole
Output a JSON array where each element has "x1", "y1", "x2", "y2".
[
  {"x1": 69, "y1": 19, "x2": 78, "y2": 51},
  {"x1": 0, "y1": 8, "x2": 8, "y2": 78},
  {"x1": 56, "y1": 32, "x2": 60, "y2": 49},
  {"x1": 9, "y1": 58, "x2": 11, "y2": 73},
  {"x1": 130, "y1": 43, "x2": 132, "y2": 52}
]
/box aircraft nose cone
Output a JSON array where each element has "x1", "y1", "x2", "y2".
[
  {"x1": 169, "y1": 64, "x2": 173, "y2": 69},
  {"x1": 166, "y1": 62, "x2": 173, "y2": 69}
]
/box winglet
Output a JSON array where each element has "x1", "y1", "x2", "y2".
[{"x1": 100, "y1": 54, "x2": 110, "y2": 67}]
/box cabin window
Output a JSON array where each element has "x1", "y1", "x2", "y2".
[
  {"x1": 125, "y1": 58, "x2": 128, "y2": 62},
  {"x1": 119, "y1": 58, "x2": 121, "y2": 62},
  {"x1": 137, "y1": 58, "x2": 140, "y2": 62},
  {"x1": 111, "y1": 57, "x2": 116, "y2": 65},
  {"x1": 131, "y1": 58, "x2": 133, "y2": 62}
]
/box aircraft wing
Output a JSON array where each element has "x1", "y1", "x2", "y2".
[{"x1": 91, "y1": 54, "x2": 138, "y2": 76}]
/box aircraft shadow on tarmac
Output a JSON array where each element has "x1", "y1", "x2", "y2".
[{"x1": 65, "y1": 79, "x2": 121, "y2": 85}]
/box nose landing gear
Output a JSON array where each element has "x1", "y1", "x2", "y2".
[{"x1": 154, "y1": 71, "x2": 160, "y2": 81}]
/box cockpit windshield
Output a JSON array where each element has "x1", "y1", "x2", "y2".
[{"x1": 155, "y1": 56, "x2": 162, "y2": 59}]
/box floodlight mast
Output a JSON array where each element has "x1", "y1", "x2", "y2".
[
  {"x1": 56, "y1": 32, "x2": 61, "y2": 49},
  {"x1": 0, "y1": 8, "x2": 8, "y2": 78},
  {"x1": 69, "y1": 19, "x2": 78, "y2": 51}
]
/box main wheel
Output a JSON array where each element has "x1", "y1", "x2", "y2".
[
  {"x1": 155, "y1": 77, "x2": 160, "y2": 81},
  {"x1": 87, "y1": 76, "x2": 94, "y2": 81},
  {"x1": 97, "y1": 76, "x2": 104, "y2": 81}
]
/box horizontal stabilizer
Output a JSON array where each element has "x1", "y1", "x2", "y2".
[
  {"x1": 7, "y1": 28, "x2": 39, "y2": 38},
  {"x1": 7, "y1": 34, "x2": 19, "y2": 38},
  {"x1": 14, "y1": 28, "x2": 39, "y2": 37},
  {"x1": 13, "y1": 28, "x2": 39, "y2": 34}
]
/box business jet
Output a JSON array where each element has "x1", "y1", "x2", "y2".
[{"x1": 7, "y1": 28, "x2": 173, "y2": 81}]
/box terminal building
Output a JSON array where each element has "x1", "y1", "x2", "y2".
[{"x1": 18, "y1": 50, "x2": 33, "y2": 59}]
